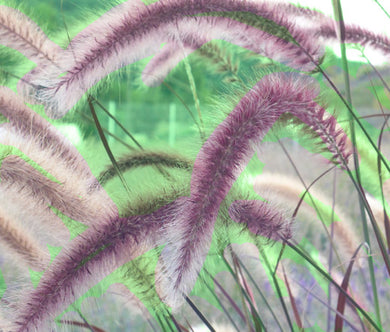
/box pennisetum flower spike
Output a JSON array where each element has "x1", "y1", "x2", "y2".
[
  {"x1": 4, "y1": 194, "x2": 186, "y2": 331},
  {"x1": 0, "y1": 5, "x2": 61, "y2": 66},
  {"x1": 20, "y1": 0, "x2": 323, "y2": 118},
  {"x1": 157, "y1": 71, "x2": 350, "y2": 307}
]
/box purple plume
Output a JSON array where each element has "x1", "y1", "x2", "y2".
[
  {"x1": 21, "y1": 0, "x2": 323, "y2": 118},
  {"x1": 228, "y1": 199, "x2": 292, "y2": 241},
  {"x1": 0, "y1": 87, "x2": 89, "y2": 175},
  {"x1": 142, "y1": 42, "x2": 197, "y2": 87},
  {"x1": 0, "y1": 155, "x2": 112, "y2": 226},
  {"x1": 5, "y1": 198, "x2": 185, "y2": 331},
  {"x1": 158, "y1": 72, "x2": 349, "y2": 306},
  {"x1": 0, "y1": 5, "x2": 62, "y2": 66},
  {"x1": 138, "y1": 2, "x2": 390, "y2": 91}
]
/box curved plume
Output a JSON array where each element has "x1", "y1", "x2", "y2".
[
  {"x1": 157, "y1": 72, "x2": 350, "y2": 307},
  {"x1": 0, "y1": 205, "x2": 50, "y2": 271},
  {"x1": 0, "y1": 87, "x2": 91, "y2": 179},
  {"x1": 0, "y1": 87, "x2": 116, "y2": 218},
  {"x1": 0, "y1": 155, "x2": 108, "y2": 226},
  {"x1": 21, "y1": 0, "x2": 323, "y2": 118},
  {"x1": 98, "y1": 151, "x2": 193, "y2": 185},
  {"x1": 0, "y1": 87, "x2": 86, "y2": 172},
  {"x1": 0, "y1": 5, "x2": 61, "y2": 66},
  {"x1": 0, "y1": 184, "x2": 70, "y2": 247},
  {"x1": 5, "y1": 191, "x2": 185, "y2": 331},
  {"x1": 228, "y1": 199, "x2": 292, "y2": 241},
  {"x1": 253, "y1": 173, "x2": 361, "y2": 260},
  {"x1": 140, "y1": 2, "x2": 390, "y2": 89},
  {"x1": 0, "y1": 5, "x2": 64, "y2": 105},
  {"x1": 142, "y1": 41, "x2": 197, "y2": 87}
]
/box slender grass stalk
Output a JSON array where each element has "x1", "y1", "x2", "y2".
[
  {"x1": 275, "y1": 140, "x2": 354, "y2": 267},
  {"x1": 185, "y1": 296, "x2": 216, "y2": 332},
  {"x1": 233, "y1": 253, "x2": 285, "y2": 331},
  {"x1": 181, "y1": 55, "x2": 205, "y2": 141},
  {"x1": 332, "y1": 1, "x2": 382, "y2": 326},
  {"x1": 285, "y1": 240, "x2": 381, "y2": 331},
  {"x1": 90, "y1": 96, "x2": 144, "y2": 150},
  {"x1": 87, "y1": 95, "x2": 131, "y2": 199},
  {"x1": 281, "y1": 265, "x2": 303, "y2": 331},
  {"x1": 77, "y1": 110, "x2": 137, "y2": 151},
  {"x1": 373, "y1": 0, "x2": 390, "y2": 20},
  {"x1": 303, "y1": 51, "x2": 390, "y2": 281},
  {"x1": 230, "y1": 250, "x2": 253, "y2": 332},
  {"x1": 201, "y1": 269, "x2": 241, "y2": 332},
  {"x1": 327, "y1": 169, "x2": 337, "y2": 332},
  {"x1": 222, "y1": 250, "x2": 265, "y2": 332},
  {"x1": 162, "y1": 81, "x2": 203, "y2": 139},
  {"x1": 334, "y1": 243, "x2": 368, "y2": 332}
]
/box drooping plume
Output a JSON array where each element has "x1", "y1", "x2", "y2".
[
  {"x1": 0, "y1": 5, "x2": 61, "y2": 65},
  {"x1": 98, "y1": 151, "x2": 193, "y2": 185},
  {"x1": 22, "y1": 0, "x2": 323, "y2": 118},
  {"x1": 253, "y1": 173, "x2": 361, "y2": 259},
  {"x1": 0, "y1": 205, "x2": 50, "y2": 271},
  {"x1": 140, "y1": 2, "x2": 390, "y2": 91},
  {"x1": 228, "y1": 199, "x2": 292, "y2": 241},
  {"x1": 5, "y1": 190, "x2": 186, "y2": 331},
  {"x1": 0, "y1": 155, "x2": 104, "y2": 226},
  {"x1": 157, "y1": 72, "x2": 350, "y2": 307},
  {"x1": 0, "y1": 87, "x2": 88, "y2": 175},
  {"x1": 142, "y1": 42, "x2": 197, "y2": 87},
  {"x1": 0, "y1": 87, "x2": 116, "y2": 220}
]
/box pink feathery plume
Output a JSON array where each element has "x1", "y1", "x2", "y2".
[
  {"x1": 6, "y1": 198, "x2": 184, "y2": 332},
  {"x1": 0, "y1": 204, "x2": 50, "y2": 271},
  {"x1": 316, "y1": 21, "x2": 390, "y2": 55},
  {"x1": 142, "y1": 42, "x2": 197, "y2": 87},
  {"x1": 228, "y1": 200, "x2": 292, "y2": 241},
  {"x1": 23, "y1": 0, "x2": 323, "y2": 118},
  {"x1": 0, "y1": 5, "x2": 62, "y2": 65},
  {"x1": 0, "y1": 87, "x2": 88, "y2": 174},
  {"x1": 0, "y1": 155, "x2": 112, "y2": 226},
  {"x1": 0, "y1": 5, "x2": 64, "y2": 104},
  {"x1": 0, "y1": 90, "x2": 117, "y2": 230},
  {"x1": 142, "y1": 1, "x2": 390, "y2": 90},
  {"x1": 279, "y1": 2, "x2": 390, "y2": 56},
  {"x1": 0, "y1": 183, "x2": 71, "y2": 247},
  {"x1": 0, "y1": 87, "x2": 115, "y2": 210},
  {"x1": 0, "y1": 125, "x2": 113, "y2": 212},
  {"x1": 158, "y1": 72, "x2": 349, "y2": 307}
]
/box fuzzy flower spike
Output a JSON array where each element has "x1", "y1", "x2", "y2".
[
  {"x1": 0, "y1": 5, "x2": 61, "y2": 66},
  {"x1": 4, "y1": 195, "x2": 186, "y2": 332},
  {"x1": 158, "y1": 71, "x2": 350, "y2": 306},
  {"x1": 3, "y1": 72, "x2": 349, "y2": 330},
  {"x1": 20, "y1": 0, "x2": 323, "y2": 118},
  {"x1": 142, "y1": 1, "x2": 390, "y2": 88}
]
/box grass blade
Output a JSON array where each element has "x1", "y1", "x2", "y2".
[
  {"x1": 285, "y1": 240, "x2": 381, "y2": 332},
  {"x1": 87, "y1": 95, "x2": 131, "y2": 198},
  {"x1": 234, "y1": 255, "x2": 285, "y2": 331},
  {"x1": 282, "y1": 266, "x2": 304, "y2": 331},
  {"x1": 212, "y1": 274, "x2": 249, "y2": 327},
  {"x1": 90, "y1": 96, "x2": 144, "y2": 150},
  {"x1": 334, "y1": 243, "x2": 368, "y2": 332},
  {"x1": 60, "y1": 320, "x2": 106, "y2": 332},
  {"x1": 185, "y1": 296, "x2": 216, "y2": 332}
]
